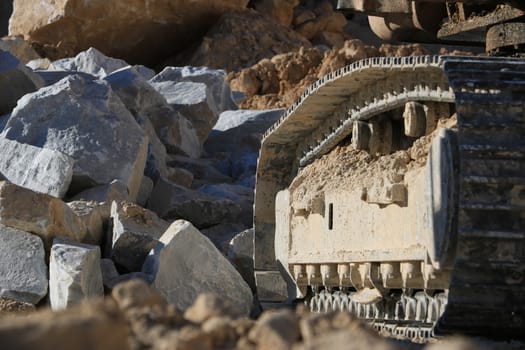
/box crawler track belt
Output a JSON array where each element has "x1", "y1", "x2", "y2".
[
  {"x1": 254, "y1": 56, "x2": 525, "y2": 338},
  {"x1": 437, "y1": 57, "x2": 525, "y2": 336}
]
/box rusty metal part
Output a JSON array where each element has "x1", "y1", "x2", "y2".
[
  {"x1": 486, "y1": 21, "x2": 525, "y2": 52},
  {"x1": 438, "y1": 3, "x2": 525, "y2": 42},
  {"x1": 339, "y1": 0, "x2": 446, "y2": 43}
]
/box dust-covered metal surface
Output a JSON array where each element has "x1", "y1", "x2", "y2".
[{"x1": 253, "y1": 55, "x2": 525, "y2": 338}]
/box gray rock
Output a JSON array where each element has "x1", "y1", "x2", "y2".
[
  {"x1": 71, "y1": 179, "x2": 129, "y2": 204},
  {"x1": 150, "y1": 80, "x2": 218, "y2": 143},
  {"x1": 49, "y1": 239, "x2": 104, "y2": 310},
  {"x1": 210, "y1": 109, "x2": 284, "y2": 135},
  {"x1": 142, "y1": 220, "x2": 252, "y2": 315},
  {"x1": 147, "y1": 177, "x2": 241, "y2": 228},
  {"x1": 227, "y1": 228, "x2": 256, "y2": 291},
  {"x1": 0, "y1": 49, "x2": 44, "y2": 115},
  {"x1": 201, "y1": 223, "x2": 246, "y2": 253},
  {"x1": 100, "y1": 259, "x2": 153, "y2": 289},
  {"x1": 0, "y1": 181, "x2": 88, "y2": 250},
  {"x1": 104, "y1": 66, "x2": 169, "y2": 178},
  {"x1": 198, "y1": 183, "x2": 254, "y2": 226},
  {"x1": 167, "y1": 154, "x2": 234, "y2": 186},
  {"x1": 0, "y1": 137, "x2": 74, "y2": 198},
  {"x1": 49, "y1": 47, "x2": 154, "y2": 79},
  {"x1": 104, "y1": 272, "x2": 153, "y2": 290},
  {"x1": 150, "y1": 66, "x2": 237, "y2": 114},
  {"x1": 70, "y1": 180, "x2": 129, "y2": 221},
  {"x1": 0, "y1": 37, "x2": 40, "y2": 64},
  {"x1": 110, "y1": 201, "x2": 169, "y2": 272},
  {"x1": 26, "y1": 58, "x2": 51, "y2": 70},
  {"x1": 34, "y1": 70, "x2": 95, "y2": 87},
  {"x1": 166, "y1": 166, "x2": 193, "y2": 188},
  {"x1": 136, "y1": 176, "x2": 154, "y2": 207},
  {"x1": 100, "y1": 258, "x2": 120, "y2": 288},
  {"x1": 105, "y1": 66, "x2": 201, "y2": 159},
  {"x1": 136, "y1": 114, "x2": 168, "y2": 180},
  {"x1": 67, "y1": 201, "x2": 105, "y2": 245},
  {"x1": 204, "y1": 109, "x2": 284, "y2": 181},
  {"x1": 0, "y1": 225, "x2": 47, "y2": 305},
  {"x1": 1, "y1": 74, "x2": 148, "y2": 200}
]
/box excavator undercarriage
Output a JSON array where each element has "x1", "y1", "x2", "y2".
[
  {"x1": 254, "y1": 1, "x2": 525, "y2": 340},
  {"x1": 253, "y1": 55, "x2": 525, "y2": 338}
]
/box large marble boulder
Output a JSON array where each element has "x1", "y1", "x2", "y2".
[
  {"x1": 142, "y1": 220, "x2": 253, "y2": 315},
  {"x1": 1, "y1": 74, "x2": 148, "y2": 200},
  {"x1": 9, "y1": 0, "x2": 249, "y2": 65},
  {"x1": 0, "y1": 225, "x2": 47, "y2": 305}
]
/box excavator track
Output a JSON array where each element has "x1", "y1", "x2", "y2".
[{"x1": 254, "y1": 56, "x2": 525, "y2": 338}]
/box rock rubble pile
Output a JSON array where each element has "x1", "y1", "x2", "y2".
[
  {"x1": 0, "y1": 47, "x2": 279, "y2": 316},
  {"x1": 0, "y1": 279, "x2": 491, "y2": 350}
]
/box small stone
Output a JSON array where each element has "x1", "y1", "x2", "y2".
[
  {"x1": 136, "y1": 175, "x2": 154, "y2": 206},
  {"x1": 147, "y1": 178, "x2": 241, "y2": 228},
  {"x1": 49, "y1": 239, "x2": 104, "y2": 310},
  {"x1": 167, "y1": 155, "x2": 234, "y2": 185},
  {"x1": 67, "y1": 201, "x2": 105, "y2": 245},
  {"x1": 0, "y1": 136, "x2": 74, "y2": 198},
  {"x1": 166, "y1": 167, "x2": 193, "y2": 188},
  {"x1": 111, "y1": 279, "x2": 166, "y2": 311},
  {"x1": 100, "y1": 258, "x2": 120, "y2": 288},
  {"x1": 202, "y1": 316, "x2": 238, "y2": 348},
  {"x1": 0, "y1": 297, "x2": 35, "y2": 314},
  {"x1": 110, "y1": 201, "x2": 169, "y2": 272},
  {"x1": 0, "y1": 225, "x2": 47, "y2": 305},
  {"x1": 248, "y1": 309, "x2": 300, "y2": 350},
  {"x1": 299, "y1": 311, "x2": 357, "y2": 341},
  {"x1": 184, "y1": 293, "x2": 241, "y2": 324},
  {"x1": 227, "y1": 229, "x2": 256, "y2": 291}
]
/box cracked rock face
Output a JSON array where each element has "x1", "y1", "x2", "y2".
[{"x1": 1, "y1": 74, "x2": 148, "y2": 200}]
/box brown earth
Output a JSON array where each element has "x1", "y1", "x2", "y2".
[
  {"x1": 289, "y1": 114, "x2": 457, "y2": 204},
  {"x1": 228, "y1": 40, "x2": 439, "y2": 110}
]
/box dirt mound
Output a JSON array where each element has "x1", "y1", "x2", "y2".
[
  {"x1": 230, "y1": 39, "x2": 434, "y2": 110},
  {"x1": 169, "y1": 9, "x2": 312, "y2": 73}
]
